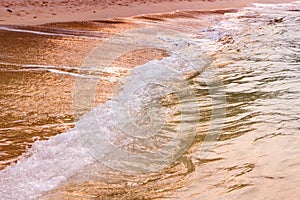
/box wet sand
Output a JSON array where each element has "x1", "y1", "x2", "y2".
[{"x1": 0, "y1": 0, "x2": 294, "y2": 25}]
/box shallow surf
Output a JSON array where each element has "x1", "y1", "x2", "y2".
[{"x1": 0, "y1": 1, "x2": 299, "y2": 199}]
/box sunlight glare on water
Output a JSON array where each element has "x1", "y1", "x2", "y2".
[{"x1": 0, "y1": 1, "x2": 299, "y2": 200}]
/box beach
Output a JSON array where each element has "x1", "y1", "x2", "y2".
[
  {"x1": 0, "y1": 0, "x2": 299, "y2": 199},
  {"x1": 0, "y1": 0, "x2": 294, "y2": 25}
]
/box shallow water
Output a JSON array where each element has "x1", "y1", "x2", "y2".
[{"x1": 0, "y1": 1, "x2": 300, "y2": 200}]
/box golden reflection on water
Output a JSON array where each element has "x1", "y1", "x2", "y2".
[
  {"x1": 0, "y1": 23, "x2": 172, "y2": 169},
  {"x1": 0, "y1": 69, "x2": 74, "y2": 168},
  {"x1": 0, "y1": 6, "x2": 300, "y2": 200},
  {"x1": 0, "y1": 20, "x2": 139, "y2": 169}
]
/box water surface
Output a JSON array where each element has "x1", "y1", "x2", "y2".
[{"x1": 0, "y1": 2, "x2": 299, "y2": 199}]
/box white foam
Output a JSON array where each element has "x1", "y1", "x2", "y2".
[
  {"x1": 0, "y1": 26, "x2": 102, "y2": 40},
  {"x1": 0, "y1": 53, "x2": 205, "y2": 199},
  {"x1": 0, "y1": 62, "x2": 128, "y2": 81},
  {"x1": 0, "y1": 130, "x2": 94, "y2": 199}
]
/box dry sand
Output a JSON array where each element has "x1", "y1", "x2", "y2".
[{"x1": 0, "y1": 0, "x2": 294, "y2": 25}]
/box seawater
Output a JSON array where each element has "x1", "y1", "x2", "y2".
[{"x1": 0, "y1": 1, "x2": 299, "y2": 199}]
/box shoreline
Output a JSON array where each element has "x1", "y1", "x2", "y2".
[{"x1": 0, "y1": 0, "x2": 294, "y2": 25}]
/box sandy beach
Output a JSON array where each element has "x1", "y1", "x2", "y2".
[{"x1": 0, "y1": 0, "x2": 294, "y2": 25}]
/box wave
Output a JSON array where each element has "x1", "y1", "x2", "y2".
[
  {"x1": 1, "y1": 1, "x2": 299, "y2": 199},
  {"x1": 0, "y1": 45, "x2": 209, "y2": 199}
]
